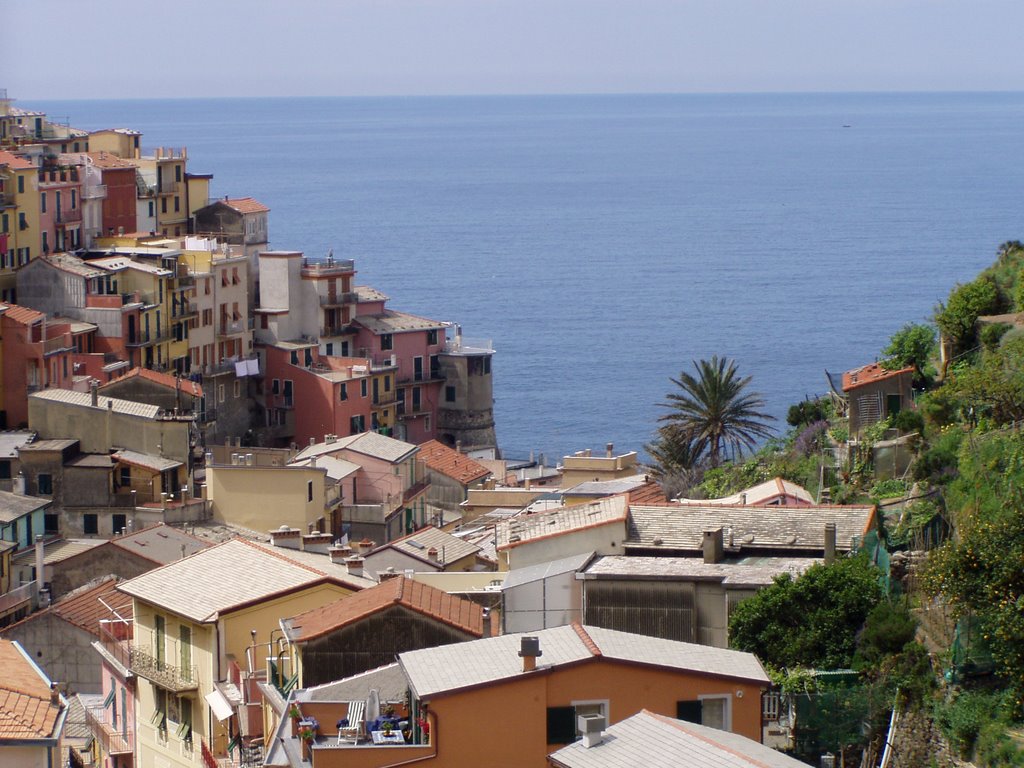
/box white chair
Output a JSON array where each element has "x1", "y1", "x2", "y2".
[{"x1": 336, "y1": 700, "x2": 366, "y2": 744}]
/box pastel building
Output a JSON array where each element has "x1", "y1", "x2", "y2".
[
  {"x1": 0, "y1": 148, "x2": 41, "y2": 302},
  {"x1": 0, "y1": 304, "x2": 75, "y2": 428},
  {"x1": 37, "y1": 156, "x2": 84, "y2": 255}
]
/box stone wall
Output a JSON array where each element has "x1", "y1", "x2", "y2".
[{"x1": 887, "y1": 705, "x2": 964, "y2": 768}]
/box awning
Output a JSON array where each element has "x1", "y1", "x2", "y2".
[
  {"x1": 103, "y1": 687, "x2": 115, "y2": 709},
  {"x1": 205, "y1": 689, "x2": 234, "y2": 722}
]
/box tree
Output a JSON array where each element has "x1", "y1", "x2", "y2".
[
  {"x1": 728, "y1": 555, "x2": 884, "y2": 670},
  {"x1": 935, "y1": 276, "x2": 1002, "y2": 359},
  {"x1": 658, "y1": 356, "x2": 775, "y2": 467},
  {"x1": 880, "y1": 322, "x2": 936, "y2": 380}
]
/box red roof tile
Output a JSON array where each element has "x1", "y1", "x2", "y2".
[
  {"x1": 286, "y1": 576, "x2": 483, "y2": 642},
  {"x1": 0, "y1": 640, "x2": 63, "y2": 740},
  {"x1": 0, "y1": 304, "x2": 45, "y2": 326},
  {"x1": 842, "y1": 363, "x2": 913, "y2": 392},
  {"x1": 100, "y1": 366, "x2": 203, "y2": 398},
  {"x1": 223, "y1": 197, "x2": 269, "y2": 214},
  {"x1": 0, "y1": 150, "x2": 35, "y2": 171},
  {"x1": 628, "y1": 480, "x2": 673, "y2": 505},
  {"x1": 418, "y1": 440, "x2": 491, "y2": 486},
  {"x1": 86, "y1": 151, "x2": 137, "y2": 169},
  {"x1": 51, "y1": 576, "x2": 129, "y2": 635}
]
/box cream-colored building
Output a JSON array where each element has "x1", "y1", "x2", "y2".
[
  {"x1": 117, "y1": 539, "x2": 370, "y2": 768},
  {"x1": 558, "y1": 445, "x2": 640, "y2": 488}
]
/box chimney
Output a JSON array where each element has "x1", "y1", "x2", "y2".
[
  {"x1": 578, "y1": 714, "x2": 606, "y2": 748},
  {"x1": 327, "y1": 545, "x2": 352, "y2": 564},
  {"x1": 606, "y1": 442, "x2": 614, "y2": 458},
  {"x1": 824, "y1": 522, "x2": 837, "y2": 564},
  {"x1": 310, "y1": 455, "x2": 317, "y2": 468},
  {"x1": 344, "y1": 555, "x2": 364, "y2": 578},
  {"x1": 90, "y1": 380, "x2": 99, "y2": 407},
  {"x1": 739, "y1": 492, "x2": 747, "y2": 505},
  {"x1": 519, "y1": 636, "x2": 542, "y2": 672},
  {"x1": 455, "y1": 440, "x2": 463, "y2": 454},
  {"x1": 34, "y1": 535, "x2": 45, "y2": 597},
  {"x1": 309, "y1": 437, "x2": 316, "y2": 447},
  {"x1": 481, "y1": 606, "x2": 492, "y2": 638},
  {"x1": 12, "y1": 472, "x2": 25, "y2": 495},
  {"x1": 702, "y1": 528, "x2": 724, "y2": 564},
  {"x1": 302, "y1": 532, "x2": 334, "y2": 554},
  {"x1": 50, "y1": 682, "x2": 61, "y2": 707},
  {"x1": 379, "y1": 566, "x2": 400, "y2": 582},
  {"x1": 269, "y1": 525, "x2": 303, "y2": 550},
  {"x1": 427, "y1": 546, "x2": 440, "y2": 564}
]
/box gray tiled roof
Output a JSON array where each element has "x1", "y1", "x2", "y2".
[
  {"x1": 0, "y1": 491, "x2": 50, "y2": 524},
  {"x1": 112, "y1": 450, "x2": 182, "y2": 473},
  {"x1": 29, "y1": 389, "x2": 163, "y2": 419},
  {"x1": 353, "y1": 310, "x2": 444, "y2": 335},
  {"x1": 0, "y1": 431, "x2": 35, "y2": 459},
  {"x1": 302, "y1": 663, "x2": 409, "y2": 703},
  {"x1": 375, "y1": 526, "x2": 481, "y2": 566},
  {"x1": 549, "y1": 710, "x2": 809, "y2": 768},
  {"x1": 293, "y1": 432, "x2": 417, "y2": 464},
  {"x1": 580, "y1": 555, "x2": 816, "y2": 587},
  {"x1": 399, "y1": 624, "x2": 767, "y2": 700},
  {"x1": 110, "y1": 524, "x2": 210, "y2": 565},
  {"x1": 118, "y1": 539, "x2": 339, "y2": 622},
  {"x1": 563, "y1": 475, "x2": 650, "y2": 497},
  {"x1": 626, "y1": 503, "x2": 875, "y2": 553},
  {"x1": 495, "y1": 496, "x2": 628, "y2": 551}
]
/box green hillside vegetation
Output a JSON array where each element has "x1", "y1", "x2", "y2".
[{"x1": 647, "y1": 241, "x2": 1024, "y2": 766}]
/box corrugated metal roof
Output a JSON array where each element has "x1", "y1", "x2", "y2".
[
  {"x1": 549, "y1": 710, "x2": 809, "y2": 768},
  {"x1": 29, "y1": 388, "x2": 163, "y2": 419},
  {"x1": 502, "y1": 552, "x2": 596, "y2": 590},
  {"x1": 399, "y1": 624, "x2": 768, "y2": 700},
  {"x1": 626, "y1": 503, "x2": 876, "y2": 554}
]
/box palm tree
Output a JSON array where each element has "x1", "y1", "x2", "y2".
[{"x1": 659, "y1": 356, "x2": 775, "y2": 467}]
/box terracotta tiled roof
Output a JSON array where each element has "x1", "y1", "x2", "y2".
[
  {"x1": 418, "y1": 440, "x2": 491, "y2": 486},
  {"x1": 0, "y1": 304, "x2": 45, "y2": 326},
  {"x1": 85, "y1": 151, "x2": 136, "y2": 169},
  {"x1": 628, "y1": 480, "x2": 673, "y2": 505},
  {"x1": 842, "y1": 363, "x2": 913, "y2": 392},
  {"x1": 100, "y1": 366, "x2": 203, "y2": 398},
  {"x1": 51, "y1": 576, "x2": 128, "y2": 635},
  {"x1": 0, "y1": 150, "x2": 35, "y2": 171},
  {"x1": 284, "y1": 576, "x2": 483, "y2": 643},
  {"x1": 0, "y1": 640, "x2": 63, "y2": 741},
  {"x1": 223, "y1": 197, "x2": 269, "y2": 214}
]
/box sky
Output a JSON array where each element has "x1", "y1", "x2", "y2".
[{"x1": 7, "y1": 0, "x2": 1024, "y2": 99}]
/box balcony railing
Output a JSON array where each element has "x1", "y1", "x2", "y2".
[
  {"x1": 98, "y1": 622, "x2": 132, "y2": 671},
  {"x1": 129, "y1": 645, "x2": 198, "y2": 692},
  {"x1": 319, "y1": 292, "x2": 359, "y2": 306},
  {"x1": 0, "y1": 581, "x2": 36, "y2": 616},
  {"x1": 85, "y1": 705, "x2": 133, "y2": 755},
  {"x1": 403, "y1": 477, "x2": 431, "y2": 504},
  {"x1": 42, "y1": 335, "x2": 73, "y2": 355},
  {"x1": 55, "y1": 207, "x2": 82, "y2": 224},
  {"x1": 218, "y1": 318, "x2": 253, "y2": 337},
  {"x1": 158, "y1": 180, "x2": 180, "y2": 195}
]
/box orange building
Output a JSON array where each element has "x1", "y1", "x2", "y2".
[{"x1": 269, "y1": 623, "x2": 769, "y2": 768}]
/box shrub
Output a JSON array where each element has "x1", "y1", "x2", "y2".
[
  {"x1": 933, "y1": 690, "x2": 1003, "y2": 759},
  {"x1": 892, "y1": 408, "x2": 925, "y2": 435},
  {"x1": 794, "y1": 420, "x2": 829, "y2": 457},
  {"x1": 980, "y1": 322, "x2": 1013, "y2": 351},
  {"x1": 936, "y1": 276, "x2": 1002, "y2": 357},
  {"x1": 787, "y1": 398, "x2": 832, "y2": 428},
  {"x1": 870, "y1": 478, "x2": 908, "y2": 499}
]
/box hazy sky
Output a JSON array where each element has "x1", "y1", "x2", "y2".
[{"x1": 7, "y1": 0, "x2": 1024, "y2": 99}]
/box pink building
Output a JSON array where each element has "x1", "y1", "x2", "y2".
[
  {"x1": 91, "y1": 601, "x2": 136, "y2": 768},
  {"x1": 0, "y1": 304, "x2": 75, "y2": 428},
  {"x1": 37, "y1": 160, "x2": 84, "y2": 255},
  {"x1": 261, "y1": 342, "x2": 374, "y2": 446}
]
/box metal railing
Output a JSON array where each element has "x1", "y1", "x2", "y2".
[
  {"x1": 0, "y1": 581, "x2": 36, "y2": 615},
  {"x1": 319, "y1": 292, "x2": 359, "y2": 306},
  {"x1": 85, "y1": 705, "x2": 133, "y2": 755},
  {"x1": 55, "y1": 207, "x2": 82, "y2": 224},
  {"x1": 43, "y1": 335, "x2": 73, "y2": 354},
  {"x1": 129, "y1": 645, "x2": 198, "y2": 692},
  {"x1": 98, "y1": 622, "x2": 132, "y2": 670}
]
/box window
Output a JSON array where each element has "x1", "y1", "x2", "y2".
[
  {"x1": 340, "y1": 383, "x2": 347, "y2": 401},
  {"x1": 204, "y1": 277, "x2": 211, "y2": 295},
  {"x1": 414, "y1": 357, "x2": 423, "y2": 381},
  {"x1": 44, "y1": 513, "x2": 59, "y2": 534},
  {"x1": 384, "y1": 375, "x2": 391, "y2": 392},
  {"x1": 677, "y1": 696, "x2": 730, "y2": 731},
  {"x1": 0, "y1": 461, "x2": 9, "y2": 480},
  {"x1": 380, "y1": 334, "x2": 393, "y2": 350},
  {"x1": 37, "y1": 473, "x2": 53, "y2": 495},
  {"x1": 175, "y1": 165, "x2": 182, "y2": 182},
  {"x1": 430, "y1": 354, "x2": 440, "y2": 378},
  {"x1": 180, "y1": 625, "x2": 192, "y2": 680},
  {"x1": 19, "y1": 213, "x2": 27, "y2": 230},
  {"x1": 412, "y1": 386, "x2": 421, "y2": 411},
  {"x1": 112, "y1": 514, "x2": 127, "y2": 534},
  {"x1": 41, "y1": 192, "x2": 47, "y2": 213},
  {"x1": 547, "y1": 707, "x2": 576, "y2": 745},
  {"x1": 361, "y1": 379, "x2": 368, "y2": 398},
  {"x1": 161, "y1": 198, "x2": 167, "y2": 214},
  {"x1": 325, "y1": 343, "x2": 333, "y2": 356},
  {"x1": 148, "y1": 201, "x2": 155, "y2": 217},
  {"x1": 174, "y1": 196, "x2": 180, "y2": 212},
  {"x1": 350, "y1": 414, "x2": 366, "y2": 433},
  {"x1": 71, "y1": 189, "x2": 77, "y2": 209},
  {"x1": 83, "y1": 513, "x2": 98, "y2": 535},
  {"x1": 290, "y1": 351, "x2": 299, "y2": 365},
  {"x1": 307, "y1": 481, "x2": 314, "y2": 502},
  {"x1": 17, "y1": 175, "x2": 23, "y2": 194},
  {"x1": 153, "y1": 688, "x2": 167, "y2": 731},
  {"x1": 445, "y1": 385, "x2": 456, "y2": 402},
  {"x1": 120, "y1": 465, "x2": 131, "y2": 487},
  {"x1": 283, "y1": 380, "x2": 294, "y2": 407},
  {"x1": 427, "y1": 329, "x2": 438, "y2": 346},
  {"x1": 218, "y1": 384, "x2": 226, "y2": 403},
  {"x1": 233, "y1": 380, "x2": 241, "y2": 398},
  {"x1": 272, "y1": 379, "x2": 280, "y2": 395}
]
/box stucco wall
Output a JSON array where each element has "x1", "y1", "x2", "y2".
[{"x1": 0, "y1": 615, "x2": 100, "y2": 693}]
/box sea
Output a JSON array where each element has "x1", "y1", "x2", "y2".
[{"x1": 32, "y1": 92, "x2": 1024, "y2": 463}]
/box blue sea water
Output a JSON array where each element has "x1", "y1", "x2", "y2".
[{"x1": 34, "y1": 92, "x2": 1024, "y2": 462}]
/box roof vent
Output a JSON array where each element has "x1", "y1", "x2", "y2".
[{"x1": 519, "y1": 636, "x2": 542, "y2": 672}]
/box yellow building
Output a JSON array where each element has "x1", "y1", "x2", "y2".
[
  {"x1": 118, "y1": 538, "x2": 370, "y2": 768},
  {"x1": 0, "y1": 149, "x2": 41, "y2": 301},
  {"x1": 559, "y1": 445, "x2": 641, "y2": 488}
]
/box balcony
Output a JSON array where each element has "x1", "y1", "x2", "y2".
[
  {"x1": 403, "y1": 477, "x2": 431, "y2": 504},
  {"x1": 158, "y1": 179, "x2": 181, "y2": 195},
  {"x1": 319, "y1": 292, "x2": 359, "y2": 307},
  {"x1": 85, "y1": 705, "x2": 133, "y2": 755},
  {"x1": 126, "y1": 329, "x2": 172, "y2": 348},
  {"x1": 55, "y1": 207, "x2": 83, "y2": 225},
  {"x1": 129, "y1": 645, "x2": 199, "y2": 692},
  {"x1": 42, "y1": 336, "x2": 73, "y2": 355},
  {"x1": 0, "y1": 581, "x2": 37, "y2": 617},
  {"x1": 300, "y1": 256, "x2": 355, "y2": 275},
  {"x1": 218, "y1": 318, "x2": 253, "y2": 337}
]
